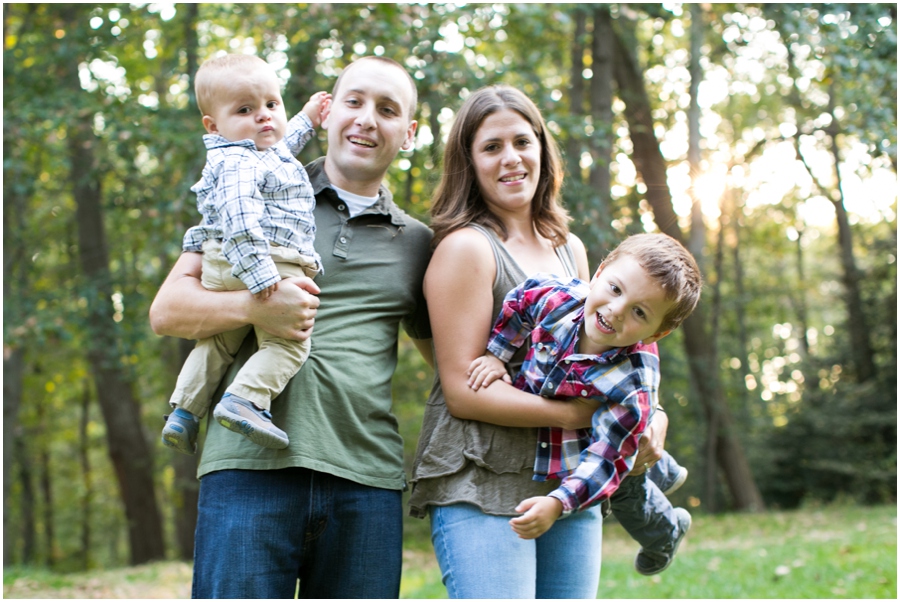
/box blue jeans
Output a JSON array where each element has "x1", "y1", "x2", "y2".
[
  {"x1": 192, "y1": 468, "x2": 403, "y2": 599},
  {"x1": 430, "y1": 502, "x2": 604, "y2": 599},
  {"x1": 610, "y1": 452, "x2": 681, "y2": 553}
]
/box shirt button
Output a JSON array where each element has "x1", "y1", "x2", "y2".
[
  {"x1": 565, "y1": 359, "x2": 572, "y2": 364},
  {"x1": 541, "y1": 442, "x2": 548, "y2": 448},
  {"x1": 581, "y1": 389, "x2": 588, "y2": 396},
  {"x1": 340, "y1": 237, "x2": 347, "y2": 244},
  {"x1": 547, "y1": 383, "x2": 554, "y2": 389},
  {"x1": 338, "y1": 204, "x2": 346, "y2": 211}
]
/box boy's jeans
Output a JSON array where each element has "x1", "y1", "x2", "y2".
[
  {"x1": 609, "y1": 451, "x2": 683, "y2": 553},
  {"x1": 192, "y1": 467, "x2": 403, "y2": 598}
]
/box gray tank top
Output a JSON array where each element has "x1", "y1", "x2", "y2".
[{"x1": 409, "y1": 224, "x2": 579, "y2": 518}]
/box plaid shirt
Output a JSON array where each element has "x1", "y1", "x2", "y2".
[
  {"x1": 183, "y1": 112, "x2": 321, "y2": 294},
  {"x1": 485, "y1": 274, "x2": 660, "y2": 516}
]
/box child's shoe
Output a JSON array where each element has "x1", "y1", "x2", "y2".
[
  {"x1": 212, "y1": 393, "x2": 289, "y2": 449},
  {"x1": 634, "y1": 507, "x2": 691, "y2": 576},
  {"x1": 161, "y1": 407, "x2": 200, "y2": 455},
  {"x1": 649, "y1": 463, "x2": 689, "y2": 496}
]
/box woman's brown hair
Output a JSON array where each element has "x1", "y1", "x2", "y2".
[{"x1": 429, "y1": 85, "x2": 570, "y2": 249}]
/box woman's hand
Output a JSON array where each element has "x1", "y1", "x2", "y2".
[{"x1": 630, "y1": 410, "x2": 668, "y2": 474}]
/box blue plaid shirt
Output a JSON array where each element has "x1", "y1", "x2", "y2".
[
  {"x1": 486, "y1": 274, "x2": 660, "y2": 515},
  {"x1": 183, "y1": 112, "x2": 321, "y2": 294}
]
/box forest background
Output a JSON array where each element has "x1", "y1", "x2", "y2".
[{"x1": 3, "y1": 1, "x2": 896, "y2": 578}]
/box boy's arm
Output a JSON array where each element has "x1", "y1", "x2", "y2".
[
  {"x1": 484, "y1": 276, "x2": 558, "y2": 363},
  {"x1": 508, "y1": 496, "x2": 564, "y2": 539},
  {"x1": 284, "y1": 92, "x2": 330, "y2": 156},
  {"x1": 548, "y1": 385, "x2": 654, "y2": 516}
]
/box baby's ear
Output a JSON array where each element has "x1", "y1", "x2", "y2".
[
  {"x1": 642, "y1": 329, "x2": 672, "y2": 345},
  {"x1": 202, "y1": 115, "x2": 218, "y2": 135}
]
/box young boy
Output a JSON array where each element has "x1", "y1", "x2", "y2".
[
  {"x1": 161, "y1": 54, "x2": 330, "y2": 454},
  {"x1": 468, "y1": 233, "x2": 702, "y2": 575}
]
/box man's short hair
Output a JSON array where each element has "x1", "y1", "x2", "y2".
[{"x1": 331, "y1": 56, "x2": 418, "y2": 119}]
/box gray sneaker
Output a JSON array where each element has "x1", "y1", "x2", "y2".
[
  {"x1": 161, "y1": 407, "x2": 200, "y2": 455},
  {"x1": 212, "y1": 393, "x2": 289, "y2": 449},
  {"x1": 649, "y1": 463, "x2": 689, "y2": 496},
  {"x1": 634, "y1": 507, "x2": 691, "y2": 576}
]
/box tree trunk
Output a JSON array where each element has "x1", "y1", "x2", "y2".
[
  {"x1": 586, "y1": 5, "x2": 615, "y2": 257},
  {"x1": 39, "y1": 446, "x2": 55, "y2": 567},
  {"x1": 79, "y1": 383, "x2": 93, "y2": 570},
  {"x1": 16, "y1": 436, "x2": 36, "y2": 564},
  {"x1": 826, "y1": 97, "x2": 876, "y2": 382},
  {"x1": 613, "y1": 17, "x2": 764, "y2": 511},
  {"x1": 3, "y1": 346, "x2": 24, "y2": 565},
  {"x1": 59, "y1": 6, "x2": 165, "y2": 563},
  {"x1": 566, "y1": 6, "x2": 587, "y2": 182},
  {"x1": 687, "y1": 3, "x2": 706, "y2": 256}
]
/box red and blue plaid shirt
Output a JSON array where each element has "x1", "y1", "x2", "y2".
[{"x1": 486, "y1": 274, "x2": 660, "y2": 515}]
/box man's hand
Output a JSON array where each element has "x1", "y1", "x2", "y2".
[
  {"x1": 509, "y1": 496, "x2": 564, "y2": 539},
  {"x1": 247, "y1": 276, "x2": 320, "y2": 341},
  {"x1": 467, "y1": 353, "x2": 511, "y2": 389}
]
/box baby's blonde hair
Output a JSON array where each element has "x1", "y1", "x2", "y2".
[{"x1": 194, "y1": 54, "x2": 273, "y2": 116}]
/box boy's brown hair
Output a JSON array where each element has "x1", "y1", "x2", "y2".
[
  {"x1": 600, "y1": 233, "x2": 702, "y2": 333},
  {"x1": 194, "y1": 54, "x2": 273, "y2": 116}
]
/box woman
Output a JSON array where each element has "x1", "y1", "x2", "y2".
[{"x1": 409, "y1": 85, "x2": 668, "y2": 598}]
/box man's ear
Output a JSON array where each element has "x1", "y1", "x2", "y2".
[
  {"x1": 401, "y1": 119, "x2": 418, "y2": 151},
  {"x1": 642, "y1": 329, "x2": 673, "y2": 345},
  {"x1": 202, "y1": 115, "x2": 218, "y2": 135}
]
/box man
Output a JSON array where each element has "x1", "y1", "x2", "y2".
[{"x1": 150, "y1": 56, "x2": 433, "y2": 598}]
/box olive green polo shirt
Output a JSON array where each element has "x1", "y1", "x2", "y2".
[{"x1": 197, "y1": 157, "x2": 433, "y2": 490}]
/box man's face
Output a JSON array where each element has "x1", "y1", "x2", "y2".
[{"x1": 322, "y1": 60, "x2": 417, "y2": 194}]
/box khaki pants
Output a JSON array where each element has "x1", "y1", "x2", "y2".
[{"x1": 169, "y1": 240, "x2": 319, "y2": 415}]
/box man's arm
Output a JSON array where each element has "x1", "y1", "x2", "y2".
[
  {"x1": 412, "y1": 337, "x2": 434, "y2": 370},
  {"x1": 149, "y1": 252, "x2": 320, "y2": 341}
]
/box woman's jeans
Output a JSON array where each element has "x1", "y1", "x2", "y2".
[
  {"x1": 430, "y1": 502, "x2": 604, "y2": 599},
  {"x1": 192, "y1": 468, "x2": 403, "y2": 599}
]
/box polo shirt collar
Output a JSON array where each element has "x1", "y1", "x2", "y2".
[{"x1": 305, "y1": 157, "x2": 408, "y2": 227}]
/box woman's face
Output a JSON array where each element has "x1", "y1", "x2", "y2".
[{"x1": 470, "y1": 109, "x2": 542, "y2": 218}]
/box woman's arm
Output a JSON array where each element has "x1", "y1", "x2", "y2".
[
  {"x1": 149, "y1": 252, "x2": 320, "y2": 341},
  {"x1": 425, "y1": 229, "x2": 596, "y2": 430}
]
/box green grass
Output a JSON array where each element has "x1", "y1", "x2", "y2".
[{"x1": 4, "y1": 503, "x2": 895, "y2": 599}]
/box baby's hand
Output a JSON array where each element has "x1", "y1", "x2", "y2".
[
  {"x1": 302, "y1": 91, "x2": 332, "y2": 128},
  {"x1": 509, "y1": 496, "x2": 563, "y2": 539},
  {"x1": 254, "y1": 282, "x2": 279, "y2": 300},
  {"x1": 467, "y1": 353, "x2": 511, "y2": 390}
]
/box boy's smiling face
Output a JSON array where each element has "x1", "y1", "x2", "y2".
[{"x1": 580, "y1": 254, "x2": 676, "y2": 355}]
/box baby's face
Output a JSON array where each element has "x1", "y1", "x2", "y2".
[
  {"x1": 203, "y1": 69, "x2": 288, "y2": 150},
  {"x1": 581, "y1": 255, "x2": 675, "y2": 355}
]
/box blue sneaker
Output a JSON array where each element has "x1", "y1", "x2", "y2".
[
  {"x1": 634, "y1": 507, "x2": 691, "y2": 576},
  {"x1": 649, "y1": 463, "x2": 689, "y2": 496},
  {"x1": 212, "y1": 393, "x2": 289, "y2": 449},
  {"x1": 161, "y1": 407, "x2": 200, "y2": 455}
]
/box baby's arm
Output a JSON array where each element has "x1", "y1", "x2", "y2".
[
  {"x1": 301, "y1": 91, "x2": 331, "y2": 128},
  {"x1": 509, "y1": 496, "x2": 564, "y2": 539},
  {"x1": 254, "y1": 281, "x2": 278, "y2": 300},
  {"x1": 466, "y1": 352, "x2": 512, "y2": 390}
]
